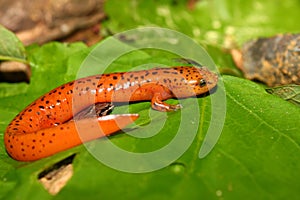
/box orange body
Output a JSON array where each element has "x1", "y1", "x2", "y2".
[{"x1": 4, "y1": 66, "x2": 218, "y2": 161}]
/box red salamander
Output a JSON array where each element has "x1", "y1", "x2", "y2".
[{"x1": 4, "y1": 66, "x2": 218, "y2": 161}]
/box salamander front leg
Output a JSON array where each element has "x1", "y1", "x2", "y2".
[{"x1": 151, "y1": 93, "x2": 182, "y2": 112}]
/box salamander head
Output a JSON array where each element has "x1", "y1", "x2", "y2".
[{"x1": 172, "y1": 66, "x2": 219, "y2": 97}]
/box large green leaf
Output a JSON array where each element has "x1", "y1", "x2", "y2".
[{"x1": 1, "y1": 40, "x2": 300, "y2": 199}]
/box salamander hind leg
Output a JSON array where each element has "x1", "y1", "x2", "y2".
[
  {"x1": 74, "y1": 102, "x2": 114, "y2": 120},
  {"x1": 151, "y1": 93, "x2": 182, "y2": 112}
]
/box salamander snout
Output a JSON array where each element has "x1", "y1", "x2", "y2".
[{"x1": 188, "y1": 66, "x2": 219, "y2": 95}]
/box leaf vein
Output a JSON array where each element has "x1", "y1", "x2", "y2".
[{"x1": 227, "y1": 92, "x2": 300, "y2": 150}]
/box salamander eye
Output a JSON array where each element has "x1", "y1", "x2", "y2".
[{"x1": 199, "y1": 79, "x2": 207, "y2": 87}]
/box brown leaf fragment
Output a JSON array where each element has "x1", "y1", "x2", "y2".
[
  {"x1": 232, "y1": 34, "x2": 300, "y2": 86},
  {"x1": 0, "y1": 0, "x2": 105, "y2": 45},
  {"x1": 38, "y1": 154, "x2": 75, "y2": 195},
  {"x1": 266, "y1": 85, "x2": 300, "y2": 107},
  {"x1": 39, "y1": 164, "x2": 73, "y2": 195},
  {"x1": 0, "y1": 61, "x2": 30, "y2": 82}
]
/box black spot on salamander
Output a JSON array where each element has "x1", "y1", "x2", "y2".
[
  {"x1": 69, "y1": 82, "x2": 74, "y2": 86},
  {"x1": 145, "y1": 71, "x2": 150, "y2": 76},
  {"x1": 45, "y1": 100, "x2": 49, "y2": 104},
  {"x1": 152, "y1": 71, "x2": 158, "y2": 75},
  {"x1": 134, "y1": 76, "x2": 139, "y2": 80},
  {"x1": 57, "y1": 99, "x2": 61, "y2": 103},
  {"x1": 39, "y1": 105, "x2": 45, "y2": 109},
  {"x1": 163, "y1": 70, "x2": 170, "y2": 74},
  {"x1": 113, "y1": 75, "x2": 118, "y2": 80},
  {"x1": 28, "y1": 109, "x2": 32, "y2": 112},
  {"x1": 86, "y1": 79, "x2": 92, "y2": 82},
  {"x1": 109, "y1": 83, "x2": 114, "y2": 87},
  {"x1": 97, "y1": 83, "x2": 103, "y2": 87},
  {"x1": 199, "y1": 79, "x2": 207, "y2": 87},
  {"x1": 85, "y1": 87, "x2": 90, "y2": 91},
  {"x1": 60, "y1": 86, "x2": 65, "y2": 90}
]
